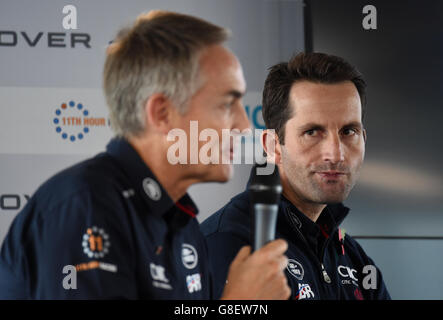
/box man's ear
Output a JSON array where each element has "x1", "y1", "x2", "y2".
[
  {"x1": 363, "y1": 128, "x2": 367, "y2": 143},
  {"x1": 261, "y1": 129, "x2": 282, "y2": 164},
  {"x1": 144, "y1": 93, "x2": 175, "y2": 135}
]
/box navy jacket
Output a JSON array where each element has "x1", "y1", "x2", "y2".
[
  {"x1": 201, "y1": 171, "x2": 391, "y2": 300},
  {"x1": 0, "y1": 138, "x2": 212, "y2": 299}
]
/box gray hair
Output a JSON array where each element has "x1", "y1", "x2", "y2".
[{"x1": 103, "y1": 10, "x2": 230, "y2": 138}]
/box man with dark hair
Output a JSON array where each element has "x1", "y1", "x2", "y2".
[
  {"x1": 201, "y1": 52, "x2": 391, "y2": 300},
  {"x1": 0, "y1": 11, "x2": 290, "y2": 300}
]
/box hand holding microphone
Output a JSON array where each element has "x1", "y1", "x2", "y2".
[{"x1": 221, "y1": 163, "x2": 290, "y2": 300}]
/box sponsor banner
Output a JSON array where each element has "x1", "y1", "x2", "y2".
[
  {"x1": 0, "y1": 86, "x2": 113, "y2": 155},
  {"x1": 0, "y1": 87, "x2": 264, "y2": 155},
  {"x1": 243, "y1": 92, "x2": 265, "y2": 130},
  {"x1": 0, "y1": 0, "x2": 304, "y2": 91}
]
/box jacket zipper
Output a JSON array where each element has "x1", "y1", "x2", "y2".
[{"x1": 293, "y1": 226, "x2": 335, "y2": 285}]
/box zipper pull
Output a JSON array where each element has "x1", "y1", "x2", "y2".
[
  {"x1": 321, "y1": 264, "x2": 331, "y2": 284},
  {"x1": 338, "y1": 228, "x2": 346, "y2": 256}
]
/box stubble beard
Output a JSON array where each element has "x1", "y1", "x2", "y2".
[{"x1": 284, "y1": 161, "x2": 361, "y2": 206}]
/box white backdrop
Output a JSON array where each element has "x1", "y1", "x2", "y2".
[{"x1": 0, "y1": 0, "x2": 305, "y2": 243}]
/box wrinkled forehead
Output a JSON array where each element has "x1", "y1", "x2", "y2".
[{"x1": 288, "y1": 80, "x2": 362, "y2": 124}]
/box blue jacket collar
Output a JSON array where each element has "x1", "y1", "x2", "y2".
[{"x1": 106, "y1": 137, "x2": 199, "y2": 219}]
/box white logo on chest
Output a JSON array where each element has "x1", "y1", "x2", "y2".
[{"x1": 182, "y1": 243, "x2": 198, "y2": 269}]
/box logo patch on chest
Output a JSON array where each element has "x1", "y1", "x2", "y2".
[
  {"x1": 182, "y1": 243, "x2": 198, "y2": 269},
  {"x1": 286, "y1": 259, "x2": 304, "y2": 280},
  {"x1": 186, "y1": 273, "x2": 202, "y2": 293},
  {"x1": 82, "y1": 226, "x2": 110, "y2": 259},
  {"x1": 295, "y1": 283, "x2": 315, "y2": 300},
  {"x1": 150, "y1": 263, "x2": 172, "y2": 290}
]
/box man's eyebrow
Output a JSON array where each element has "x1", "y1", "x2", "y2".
[
  {"x1": 342, "y1": 121, "x2": 363, "y2": 130},
  {"x1": 225, "y1": 90, "x2": 244, "y2": 99},
  {"x1": 298, "y1": 123, "x2": 326, "y2": 132},
  {"x1": 297, "y1": 121, "x2": 363, "y2": 132}
]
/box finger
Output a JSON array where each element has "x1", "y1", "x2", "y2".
[
  {"x1": 230, "y1": 245, "x2": 251, "y2": 267},
  {"x1": 280, "y1": 284, "x2": 291, "y2": 300},
  {"x1": 257, "y1": 257, "x2": 286, "y2": 283},
  {"x1": 267, "y1": 279, "x2": 290, "y2": 300},
  {"x1": 259, "y1": 274, "x2": 291, "y2": 300},
  {"x1": 254, "y1": 239, "x2": 288, "y2": 258},
  {"x1": 278, "y1": 255, "x2": 289, "y2": 270}
]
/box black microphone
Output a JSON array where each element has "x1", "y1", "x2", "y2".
[{"x1": 249, "y1": 163, "x2": 282, "y2": 251}]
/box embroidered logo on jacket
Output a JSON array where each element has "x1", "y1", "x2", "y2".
[
  {"x1": 286, "y1": 259, "x2": 304, "y2": 280},
  {"x1": 142, "y1": 177, "x2": 161, "y2": 201},
  {"x1": 337, "y1": 265, "x2": 359, "y2": 286},
  {"x1": 82, "y1": 226, "x2": 110, "y2": 259},
  {"x1": 186, "y1": 273, "x2": 202, "y2": 293},
  {"x1": 182, "y1": 244, "x2": 198, "y2": 269},
  {"x1": 295, "y1": 283, "x2": 315, "y2": 300},
  {"x1": 150, "y1": 263, "x2": 172, "y2": 290}
]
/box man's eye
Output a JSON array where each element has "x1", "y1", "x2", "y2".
[
  {"x1": 343, "y1": 128, "x2": 357, "y2": 136},
  {"x1": 305, "y1": 129, "x2": 317, "y2": 136},
  {"x1": 222, "y1": 101, "x2": 233, "y2": 108}
]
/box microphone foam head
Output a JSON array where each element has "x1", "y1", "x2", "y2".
[{"x1": 248, "y1": 163, "x2": 282, "y2": 205}]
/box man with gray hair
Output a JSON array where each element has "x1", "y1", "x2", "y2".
[{"x1": 0, "y1": 11, "x2": 290, "y2": 299}]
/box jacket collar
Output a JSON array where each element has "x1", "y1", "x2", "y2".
[
  {"x1": 106, "y1": 137, "x2": 198, "y2": 219},
  {"x1": 279, "y1": 195, "x2": 349, "y2": 238}
]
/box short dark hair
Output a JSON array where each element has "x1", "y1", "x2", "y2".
[{"x1": 262, "y1": 52, "x2": 366, "y2": 144}]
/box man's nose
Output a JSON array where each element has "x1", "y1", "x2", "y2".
[{"x1": 322, "y1": 133, "x2": 345, "y2": 164}]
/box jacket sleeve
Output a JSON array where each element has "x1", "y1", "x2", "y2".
[
  {"x1": 1, "y1": 186, "x2": 138, "y2": 299},
  {"x1": 201, "y1": 194, "x2": 253, "y2": 299},
  {"x1": 205, "y1": 231, "x2": 249, "y2": 299}
]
